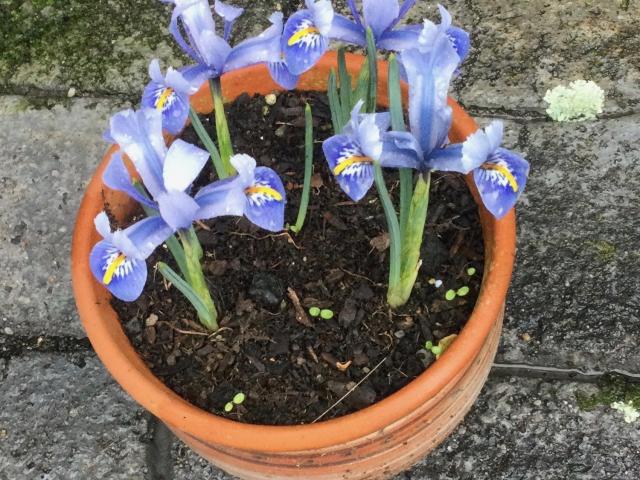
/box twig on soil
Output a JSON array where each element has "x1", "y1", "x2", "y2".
[
  {"x1": 195, "y1": 220, "x2": 211, "y2": 231},
  {"x1": 159, "y1": 321, "x2": 232, "y2": 338},
  {"x1": 312, "y1": 355, "x2": 388, "y2": 424},
  {"x1": 229, "y1": 231, "x2": 302, "y2": 249},
  {"x1": 287, "y1": 287, "x2": 314, "y2": 327},
  {"x1": 159, "y1": 321, "x2": 210, "y2": 337},
  {"x1": 339, "y1": 268, "x2": 384, "y2": 287}
]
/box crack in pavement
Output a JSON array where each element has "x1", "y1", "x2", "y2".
[
  {"x1": 492, "y1": 363, "x2": 640, "y2": 384},
  {"x1": 0, "y1": 334, "x2": 92, "y2": 362},
  {"x1": 2, "y1": 87, "x2": 639, "y2": 123},
  {"x1": 146, "y1": 416, "x2": 175, "y2": 480}
]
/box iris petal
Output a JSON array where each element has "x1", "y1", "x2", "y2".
[
  {"x1": 123, "y1": 215, "x2": 174, "y2": 259},
  {"x1": 108, "y1": 109, "x2": 167, "y2": 198},
  {"x1": 362, "y1": 0, "x2": 399, "y2": 38},
  {"x1": 156, "y1": 190, "x2": 200, "y2": 231},
  {"x1": 460, "y1": 127, "x2": 495, "y2": 173},
  {"x1": 195, "y1": 176, "x2": 247, "y2": 220},
  {"x1": 306, "y1": 0, "x2": 334, "y2": 36},
  {"x1": 282, "y1": 11, "x2": 329, "y2": 75},
  {"x1": 90, "y1": 240, "x2": 148, "y2": 302},
  {"x1": 214, "y1": 0, "x2": 244, "y2": 40},
  {"x1": 425, "y1": 145, "x2": 470, "y2": 173},
  {"x1": 160, "y1": 97, "x2": 191, "y2": 135},
  {"x1": 163, "y1": 139, "x2": 209, "y2": 192},
  {"x1": 323, "y1": 134, "x2": 374, "y2": 202},
  {"x1": 103, "y1": 152, "x2": 158, "y2": 209},
  {"x1": 473, "y1": 148, "x2": 529, "y2": 219},
  {"x1": 379, "y1": 131, "x2": 423, "y2": 170},
  {"x1": 268, "y1": 61, "x2": 300, "y2": 90},
  {"x1": 447, "y1": 26, "x2": 471, "y2": 63},
  {"x1": 377, "y1": 26, "x2": 421, "y2": 52},
  {"x1": 224, "y1": 12, "x2": 283, "y2": 72},
  {"x1": 401, "y1": 27, "x2": 459, "y2": 156},
  {"x1": 244, "y1": 167, "x2": 286, "y2": 231},
  {"x1": 329, "y1": 14, "x2": 366, "y2": 46}
]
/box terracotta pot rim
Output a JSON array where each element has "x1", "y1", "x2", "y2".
[{"x1": 71, "y1": 52, "x2": 516, "y2": 453}]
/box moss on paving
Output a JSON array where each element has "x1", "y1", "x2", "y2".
[
  {"x1": 576, "y1": 374, "x2": 640, "y2": 411},
  {"x1": 0, "y1": 0, "x2": 185, "y2": 94},
  {"x1": 586, "y1": 240, "x2": 617, "y2": 263}
]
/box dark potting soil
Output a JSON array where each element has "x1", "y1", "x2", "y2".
[{"x1": 111, "y1": 91, "x2": 484, "y2": 425}]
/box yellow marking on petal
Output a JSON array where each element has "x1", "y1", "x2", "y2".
[
  {"x1": 155, "y1": 88, "x2": 174, "y2": 111},
  {"x1": 103, "y1": 254, "x2": 126, "y2": 285},
  {"x1": 288, "y1": 26, "x2": 320, "y2": 46},
  {"x1": 245, "y1": 186, "x2": 283, "y2": 202},
  {"x1": 482, "y1": 163, "x2": 519, "y2": 192},
  {"x1": 333, "y1": 156, "x2": 372, "y2": 177}
]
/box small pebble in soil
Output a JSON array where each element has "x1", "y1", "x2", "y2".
[
  {"x1": 265, "y1": 93, "x2": 277, "y2": 105},
  {"x1": 417, "y1": 349, "x2": 436, "y2": 368},
  {"x1": 145, "y1": 313, "x2": 158, "y2": 327},
  {"x1": 338, "y1": 298, "x2": 358, "y2": 327},
  {"x1": 3, "y1": 327, "x2": 14, "y2": 335},
  {"x1": 248, "y1": 272, "x2": 285, "y2": 307}
]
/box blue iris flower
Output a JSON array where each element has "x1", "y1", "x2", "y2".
[
  {"x1": 141, "y1": 59, "x2": 207, "y2": 135},
  {"x1": 322, "y1": 99, "x2": 392, "y2": 201},
  {"x1": 165, "y1": 0, "x2": 283, "y2": 80},
  {"x1": 331, "y1": 1, "x2": 468, "y2": 61},
  {"x1": 280, "y1": 0, "x2": 335, "y2": 76},
  {"x1": 377, "y1": 19, "x2": 528, "y2": 219},
  {"x1": 93, "y1": 108, "x2": 286, "y2": 301}
]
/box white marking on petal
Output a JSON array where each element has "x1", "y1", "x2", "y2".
[{"x1": 102, "y1": 247, "x2": 138, "y2": 281}]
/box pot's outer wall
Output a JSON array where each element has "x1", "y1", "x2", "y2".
[{"x1": 71, "y1": 53, "x2": 516, "y2": 480}]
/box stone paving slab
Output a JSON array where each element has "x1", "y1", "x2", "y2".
[
  {"x1": 0, "y1": 353, "x2": 147, "y2": 480},
  {"x1": 0, "y1": 354, "x2": 637, "y2": 479},
  {"x1": 171, "y1": 375, "x2": 640, "y2": 479},
  {"x1": 491, "y1": 115, "x2": 640, "y2": 373},
  {"x1": 415, "y1": 0, "x2": 640, "y2": 115},
  {"x1": 0, "y1": 0, "x2": 294, "y2": 98},
  {"x1": 0, "y1": 96, "x2": 127, "y2": 338},
  {"x1": 2, "y1": 1, "x2": 638, "y2": 115}
]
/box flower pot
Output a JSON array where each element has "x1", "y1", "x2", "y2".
[{"x1": 71, "y1": 52, "x2": 516, "y2": 480}]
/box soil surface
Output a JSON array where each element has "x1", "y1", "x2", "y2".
[{"x1": 112, "y1": 91, "x2": 484, "y2": 425}]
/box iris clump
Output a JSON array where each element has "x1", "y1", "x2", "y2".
[
  {"x1": 320, "y1": 2, "x2": 530, "y2": 307},
  {"x1": 90, "y1": 0, "x2": 531, "y2": 333}
]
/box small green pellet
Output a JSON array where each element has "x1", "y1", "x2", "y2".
[
  {"x1": 233, "y1": 393, "x2": 246, "y2": 405},
  {"x1": 320, "y1": 309, "x2": 334, "y2": 320},
  {"x1": 457, "y1": 286, "x2": 470, "y2": 297},
  {"x1": 224, "y1": 402, "x2": 233, "y2": 413},
  {"x1": 445, "y1": 289, "x2": 456, "y2": 301},
  {"x1": 309, "y1": 306, "x2": 321, "y2": 317},
  {"x1": 467, "y1": 267, "x2": 477, "y2": 276}
]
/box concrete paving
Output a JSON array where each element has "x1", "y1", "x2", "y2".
[{"x1": 1, "y1": 0, "x2": 638, "y2": 479}]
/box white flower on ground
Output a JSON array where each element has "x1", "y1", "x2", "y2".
[
  {"x1": 544, "y1": 80, "x2": 605, "y2": 122},
  {"x1": 611, "y1": 400, "x2": 639, "y2": 424}
]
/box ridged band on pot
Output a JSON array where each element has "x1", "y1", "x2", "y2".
[{"x1": 71, "y1": 52, "x2": 516, "y2": 480}]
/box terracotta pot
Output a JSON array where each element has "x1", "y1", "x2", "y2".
[{"x1": 72, "y1": 52, "x2": 516, "y2": 480}]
